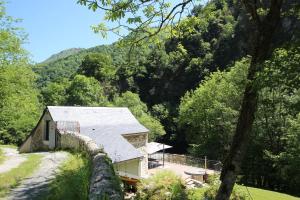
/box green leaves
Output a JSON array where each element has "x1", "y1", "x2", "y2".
[
  {"x1": 0, "y1": 1, "x2": 40, "y2": 145},
  {"x1": 113, "y1": 91, "x2": 165, "y2": 141},
  {"x1": 91, "y1": 23, "x2": 108, "y2": 38},
  {"x1": 179, "y1": 58, "x2": 249, "y2": 159},
  {"x1": 127, "y1": 16, "x2": 142, "y2": 24},
  {"x1": 66, "y1": 75, "x2": 108, "y2": 106},
  {"x1": 0, "y1": 66, "x2": 41, "y2": 144},
  {"x1": 0, "y1": 1, "x2": 27, "y2": 66}
]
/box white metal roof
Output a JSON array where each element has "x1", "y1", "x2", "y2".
[{"x1": 146, "y1": 142, "x2": 172, "y2": 154}]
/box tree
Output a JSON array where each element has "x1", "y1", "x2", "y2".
[
  {"x1": 179, "y1": 46, "x2": 300, "y2": 195},
  {"x1": 216, "y1": 2, "x2": 287, "y2": 199},
  {"x1": 179, "y1": 59, "x2": 248, "y2": 160},
  {"x1": 77, "y1": 52, "x2": 118, "y2": 98},
  {"x1": 41, "y1": 79, "x2": 70, "y2": 106},
  {"x1": 66, "y1": 75, "x2": 108, "y2": 106},
  {"x1": 0, "y1": 66, "x2": 41, "y2": 144},
  {"x1": 0, "y1": 1, "x2": 27, "y2": 66},
  {"x1": 78, "y1": 0, "x2": 299, "y2": 199},
  {"x1": 113, "y1": 91, "x2": 165, "y2": 141},
  {"x1": 78, "y1": 53, "x2": 116, "y2": 82},
  {"x1": 0, "y1": 1, "x2": 41, "y2": 145}
]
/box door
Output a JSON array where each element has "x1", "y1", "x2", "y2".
[{"x1": 49, "y1": 121, "x2": 56, "y2": 149}]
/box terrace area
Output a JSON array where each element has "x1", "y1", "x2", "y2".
[{"x1": 148, "y1": 152, "x2": 221, "y2": 188}]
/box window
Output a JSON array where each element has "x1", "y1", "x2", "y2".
[{"x1": 45, "y1": 120, "x2": 50, "y2": 141}]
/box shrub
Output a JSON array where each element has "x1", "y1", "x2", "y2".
[
  {"x1": 43, "y1": 153, "x2": 91, "y2": 200},
  {"x1": 187, "y1": 174, "x2": 247, "y2": 200},
  {"x1": 204, "y1": 184, "x2": 248, "y2": 200},
  {"x1": 136, "y1": 170, "x2": 187, "y2": 200},
  {"x1": 187, "y1": 188, "x2": 206, "y2": 200}
]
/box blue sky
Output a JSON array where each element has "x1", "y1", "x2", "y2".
[{"x1": 6, "y1": 0, "x2": 119, "y2": 63}]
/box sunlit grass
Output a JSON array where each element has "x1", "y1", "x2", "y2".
[
  {"x1": 0, "y1": 144, "x2": 17, "y2": 149},
  {"x1": 42, "y1": 153, "x2": 91, "y2": 200},
  {"x1": 0, "y1": 154, "x2": 43, "y2": 197},
  {"x1": 237, "y1": 185, "x2": 300, "y2": 200},
  {"x1": 188, "y1": 185, "x2": 300, "y2": 200}
]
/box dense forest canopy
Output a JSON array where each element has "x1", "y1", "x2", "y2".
[{"x1": 0, "y1": 0, "x2": 299, "y2": 198}]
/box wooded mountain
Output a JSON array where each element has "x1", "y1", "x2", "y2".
[{"x1": 42, "y1": 48, "x2": 85, "y2": 64}]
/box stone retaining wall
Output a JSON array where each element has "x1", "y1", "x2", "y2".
[{"x1": 59, "y1": 131, "x2": 123, "y2": 200}]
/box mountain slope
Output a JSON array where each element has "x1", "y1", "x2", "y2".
[{"x1": 42, "y1": 48, "x2": 85, "y2": 64}]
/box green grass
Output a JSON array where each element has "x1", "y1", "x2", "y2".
[
  {"x1": 238, "y1": 185, "x2": 300, "y2": 200},
  {"x1": 188, "y1": 185, "x2": 300, "y2": 200},
  {"x1": 0, "y1": 154, "x2": 43, "y2": 197},
  {"x1": 0, "y1": 144, "x2": 17, "y2": 149},
  {"x1": 42, "y1": 153, "x2": 91, "y2": 200}
]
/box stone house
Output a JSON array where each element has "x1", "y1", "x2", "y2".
[{"x1": 20, "y1": 106, "x2": 149, "y2": 182}]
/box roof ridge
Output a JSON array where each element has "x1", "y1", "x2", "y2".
[{"x1": 47, "y1": 106, "x2": 129, "y2": 109}]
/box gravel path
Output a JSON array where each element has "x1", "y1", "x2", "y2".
[
  {"x1": 6, "y1": 151, "x2": 69, "y2": 200},
  {"x1": 0, "y1": 147, "x2": 27, "y2": 174}
]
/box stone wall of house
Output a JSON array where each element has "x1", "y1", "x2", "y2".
[
  {"x1": 123, "y1": 133, "x2": 147, "y2": 148},
  {"x1": 123, "y1": 133, "x2": 148, "y2": 177},
  {"x1": 19, "y1": 136, "x2": 32, "y2": 153},
  {"x1": 30, "y1": 122, "x2": 48, "y2": 151},
  {"x1": 58, "y1": 131, "x2": 123, "y2": 200},
  {"x1": 20, "y1": 112, "x2": 54, "y2": 153}
]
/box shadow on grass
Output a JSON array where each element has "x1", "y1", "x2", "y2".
[{"x1": 40, "y1": 153, "x2": 91, "y2": 200}]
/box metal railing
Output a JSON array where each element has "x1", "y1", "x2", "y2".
[{"x1": 149, "y1": 153, "x2": 222, "y2": 172}]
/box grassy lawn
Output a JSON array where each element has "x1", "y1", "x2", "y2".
[
  {"x1": 238, "y1": 185, "x2": 300, "y2": 200},
  {"x1": 188, "y1": 185, "x2": 300, "y2": 200},
  {"x1": 0, "y1": 154, "x2": 43, "y2": 197},
  {"x1": 0, "y1": 144, "x2": 17, "y2": 149},
  {"x1": 42, "y1": 153, "x2": 91, "y2": 200}
]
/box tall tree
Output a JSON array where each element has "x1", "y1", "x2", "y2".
[
  {"x1": 0, "y1": 1, "x2": 41, "y2": 145},
  {"x1": 66, "y1": 75, "x2": 108, "y2": 106},
  {"x1": 215, "y1": 1, "x2": 284, "y2": 199},
  {"x1": 0, "y1": 1, "x2": 27, "y2": 66},
  {"x1": 77, "y1": 0, "x2": 298, "y2": 199}
]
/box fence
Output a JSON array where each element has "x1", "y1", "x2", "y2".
[{"x1": 149, "y1": 152, "x2": 222, "y2": 172}]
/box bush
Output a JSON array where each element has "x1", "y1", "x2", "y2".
[
  {"x1": 187, "y1": 188, "x2": 206, "y2": 200},
  {"x1": 204, "y1": 184, "x2": 248, "y2": 200},
  {"x1": 136, "y1": 170, "x2": 187, "y2": 200}
]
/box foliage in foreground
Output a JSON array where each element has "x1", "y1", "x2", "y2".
[
  {"x1": 179, "y1": 47, "x2": 300, "y2": 195},
  {"x1": 43, "y1": 153, "x2": 91, "y2": 200},
  {"x1": 136, "y1": 171, "x2": 299, "y2": 200},
  {"x1": 136, "y1": 170, "x2": 186, "y2": 200},
  {"x1": 0, "y1": 153, "x2": 42, "y2": 197}
]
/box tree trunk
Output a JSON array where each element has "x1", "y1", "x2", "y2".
[{"x1": 215, "y1": 1, "x2": 283, "y2": 199}]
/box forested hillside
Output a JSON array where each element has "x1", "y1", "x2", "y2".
[
  {"x1": 42, "y1": 48, "x2": 84, "y2": 64},
  {"x1": 0, "y1": 0, "x2": 299, "y2": 198}
]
